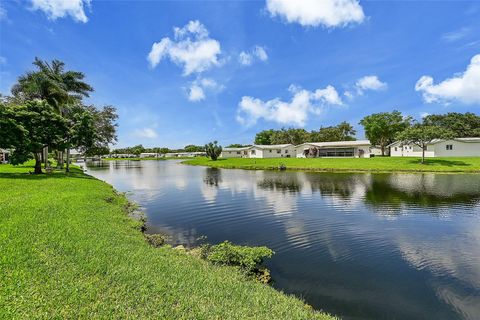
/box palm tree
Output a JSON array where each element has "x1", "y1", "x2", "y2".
[{"x1": 12, "y1": 58, "x2": 94, "y2": 169}]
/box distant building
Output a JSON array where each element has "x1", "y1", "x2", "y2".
[
  {"x1": 389, "y1": 138, "x2": 480, "y2": 157},
  {"x1": 220, "y1": 147, "x2": 251, "y2": 158},
  {"x1": 140, "y1": 153, "x2": 160, "y2": 158},
  {"x1": 0, "y1": 149, "x2": 10, "y2": 163},
  {"x1": 296, "y1": 140, "x2": 374, "y2": 158}
]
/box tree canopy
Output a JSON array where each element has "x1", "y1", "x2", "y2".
[
  {"x1": 360, "y1": 111, "x2": 411, "y2": 155},
  {"x1": 396, "y1": 124, "x2": 455, "y2": 163},
  {"x1": 423, "y1": 112, "x2": 480, "y2": 137}
]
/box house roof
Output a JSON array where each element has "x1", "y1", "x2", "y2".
[
  {"x1": 298, "y1": 140, "x2": 371, "y2": 148},
  {"x1": 222, "y1": 147, "x2": 252, "y2": 151},
  {"x1": 388, "y1": 137, "x2": 480, "y2": 147},
  {"x1": 252, "y1": 144, "x2": 294, "y2": 149}
]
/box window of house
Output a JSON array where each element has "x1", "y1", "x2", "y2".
[
  {"x1": 285, "y1": 150, "x2": 288, "y2": 153},
  {"x1": 236, "y1": 151, "x2": 241, "y2": 154},
  {"x1": 269, "y1": 150, "x2": 272, "y2": 153},
  {"x1": 394, "y1": 147, "x2": 398, "y2": 151},
  {"x1": 277, "y1": 149, "x2": 281, "y2": 153},
  {"x1": 446, "y1": 144, "x2": 453, "y2": 150},
  {"x1": 251, "y1": 150, "x2": 256, "y2": 155}
]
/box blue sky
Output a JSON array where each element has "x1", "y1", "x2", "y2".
[{"x1": 1, "y1": 0, "x2": 479, "y2": 148}]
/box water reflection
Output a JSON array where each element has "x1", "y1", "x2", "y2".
[{"x1": 86, "y1": 160, "x2": 480, "y2": 320}]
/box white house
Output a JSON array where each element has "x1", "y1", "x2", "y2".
[
  {"x1": 0, "y1": 149, "x2": 10, "y2": 163},
  {"x1": 220, "y1": 147, "x2": 251, "y2": 158},
  {"x1": 140, "y1": 152, "x2": 160, "y2": 158},
  {"x1": 296, "y1": 140, "x2": 373, "y2": 158},
  {"x1": 247, "y1": 144, "x2": 296, "y2": 158},
  {"x1": 389, "y1": 138, "x2": 480, "y2": 157}
]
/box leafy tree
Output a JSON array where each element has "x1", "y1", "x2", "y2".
[
  {"x1": 205, "y1": 141, "x2": 222, "y2": 161},
  {"x1": 11, "y1": 58, "x2": 96, "y2": 169},
  {"x1": 254, "y1": 129, "x2": 275, "y2": 145},
  {"x1": 360, "y1": 110, "x2": 411, "y2": 156},
  {"x1": 158, "y1": 147, "x2": 170, "y2": 154},
  {"x1": 310, "y1": 123, "x2": 356, "y2": 142},
  {"x1": 226, "y1": 144, "x2": 251, "y2": 148},
  {"x1": 184, "y1": 145, "x2": 205, "y2": 152},
  {"x1": 0, "y1": 100, "x2": 69, "y2": 173},
  {"x1": 130, "y1": 145, "x2": 145, "y2": 156},
  {"x1": 270, "y1": 128, "x2": 309, "y2": 145},
  {"x1": 396, "y1": 124, "x2": 455, "y2": 163},
  {"x1": 423, "y1": 112, "x2": 480, "y2": 137}
]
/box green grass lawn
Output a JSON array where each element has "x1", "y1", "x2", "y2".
[
  {"x1": 183, "y1": 156, "x2": 480, "y2": 173},
  {"x1": 0, "y1": 163, "x2": 333, "y2": 319}
]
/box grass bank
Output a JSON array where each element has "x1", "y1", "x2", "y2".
[
  {"x1": 0, "y1": 163, "x2": 334, "y2": 319},
  {"x1": 183, "y1": 157, "x2": 480, "y2": 173}
]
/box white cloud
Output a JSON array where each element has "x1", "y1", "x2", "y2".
[
  {"x1": 133, "y1": 128, "x2": 158, "y2": 139},
  {"x1": 420, "y1": 112, "x2": 430, "y2": 118},
  {"x1": 355, "y1": 75, "x2": 387, "y2": 94},
  {"x1": 266, "y1": 0, "x2": 365, "y2": 28},
  {"x1": 0, "y1": 56, "x2": 6, "y2": 65},
  {"x1": 147, "y1": 20, "x2": 221, "y2": 76},
  {"x1": 415, "y1": 54, "x2": 480, "y2": 105},
  {"x1": 236, "y1": 84, "x2": 343, "y2": 126},
  {"x1": 30, "y1": 0, "x2": 90, "y2": 23},
  {"x1": 187, "y1": 77, "x2": 224, "y2": 102},
  {"x1": 238, "y1": 45, "x2": 268, "y2": 66},
  {"x1": 441, "y1": 27, "x2": 470, "y2": 43}
]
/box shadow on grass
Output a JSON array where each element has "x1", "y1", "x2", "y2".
[
  {"x1": 407, "y1": 159, "x2": 471, "y2": 167},
  {"x1": 0, "y1": 167, "x2": 95, "y2": 180}
]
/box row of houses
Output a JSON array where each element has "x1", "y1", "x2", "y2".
[
  {"x1": 221, "y1": 138, "x2": 480, "y2": 159},
  {"x1": 106, "y1": 151, "x2": 207, "y2": 159}
]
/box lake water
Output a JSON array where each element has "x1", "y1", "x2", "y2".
[{"x1": 85, "y1": 160, "x2": 480, "y2": 320}]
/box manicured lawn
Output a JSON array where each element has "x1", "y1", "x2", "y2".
[
  {"x1": 183, "y1": 157, "x2": 480, "y2": 173},
  {"x1": 0, "y1": 163, "x2": 333, "y2": 319}
]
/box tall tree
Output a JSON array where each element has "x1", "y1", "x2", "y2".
[
  {"x1": 12, "y1": 58, "x2": 93, "y2": 111},
  {"x1": 360, "y1": 110, "x2": 411, "y2": 156},
  {"x1": 423, "y1": 112, "x2": 480, "y2": 137},
  {"x1": 270, "y1": 128, "x2": 310, "y2": 145},
  {"x1": 0, "y1": 100, "x2": 68, "y2": 173},
  {"x1": 254, "y1": 129, "x2": 275, "y2": 145},
  {"x1": 396, "y1": 125, "x2": 455, "y2": 163}
]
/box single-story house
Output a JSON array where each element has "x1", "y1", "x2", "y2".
[
  {"x1": 165, "y1": 152, "x2": 206, "y2": 158},
  {"x1": 247, "y1": 144, "x2": 296, "y2": 158},
  {"x1": 296, "y1": 140, "x2": 373, "y2": 158},
  {"x1": 0, "y1": 149, "x2": 10, "y2": 163},
  {"x1": 389, "y1": 138, "x2": 480, "y2": 157},
  {"x1": 220, "y1": 147, "x2": 251, "y2": 158},
  {"x1": 140, "y1": 152, "x2": 160, "y2": 158}
]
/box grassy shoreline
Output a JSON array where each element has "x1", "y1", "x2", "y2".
[
  {"x1": 0, "y1": 163, "x2": 334, "y2": 319},
  {"x1": 183, "y1": 157, "x2": 480, "y2": 173}
]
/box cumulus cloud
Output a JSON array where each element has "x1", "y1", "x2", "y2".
[
  {"x1": 355, "y1": 75, "x2": 387, "y2": 94},
  {"x1": 30, "y1": 0, "x2": 90, "y2": 23},
  {"x1": 147, "y1": 20, "x2": 221, "y2": 76},
  {"x1": 415, "y1": 54, "x2": 480, "y2": 105},
  {"x1": 187, "y1": 77, "x2": 224, "y2": 102},
  {"x1": 133, "y1": 128, "x2": 158, "y2": 139},
  {"x1": 266, "y1": 0, "x2": 365, "y2": 28},
  {"x1": 239, "y1": 45, "x2": 268, "y2": 66},
  {"x1": 236, "y1": 84, "x2": 343, "y2": 126}
]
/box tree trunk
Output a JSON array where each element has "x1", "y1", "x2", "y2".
[
  {"x1": 34, "y1": 152, "x2": 43, "y2": 174},
  {"x1": 44, "y1": 146, "x2": 48, "y2": 169},
  {"x1": 381, "y1": 145, "x2": 385, "y2": 156},
  {"x1": 66, "y1": 149, "x2": 70, "y2": 172},
  {"x1": 58, "y1": 150, "x2": 64, "y2": 169},
  {"x1": 421, "y1": 145, "x2": 425, "y2": 164}
]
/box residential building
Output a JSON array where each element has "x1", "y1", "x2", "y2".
[
  {"x1": 296, "y1": 140, "x2": 373, "y2": 158},
  {"x1": 0, "y1": 149, "x2": 10, "y2": 163},
  {"x1": 248, "y1": 144, "x2": 296, "y2": 158},
  {"x1": 220, "y1": 147, "x2": 251, "y2": 158},
  {"x1": 389, "y1": 138, "x2": 480, "y2": 157}
]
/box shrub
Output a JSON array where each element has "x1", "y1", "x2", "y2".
[
  {"x1": 205, "y1": 241, "x2": 274, "y2": 275},
  {"x1": 145, "y1": 233, "x2": 167, "y2": 247}
]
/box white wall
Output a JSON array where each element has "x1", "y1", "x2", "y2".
[
  {"x1": 221, "y1": 150, "x2": 246, "y2": 158},
  {"x1": 390, "y1": 144, "x2": 435, "y2": 157},
  {"x1": 433, "y1": 140, "x2": 480, "y2": 157}
]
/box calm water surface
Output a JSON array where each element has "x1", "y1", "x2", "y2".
[{"x1": 85, "y1": 160, "x2": 480, "y2": 320}]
